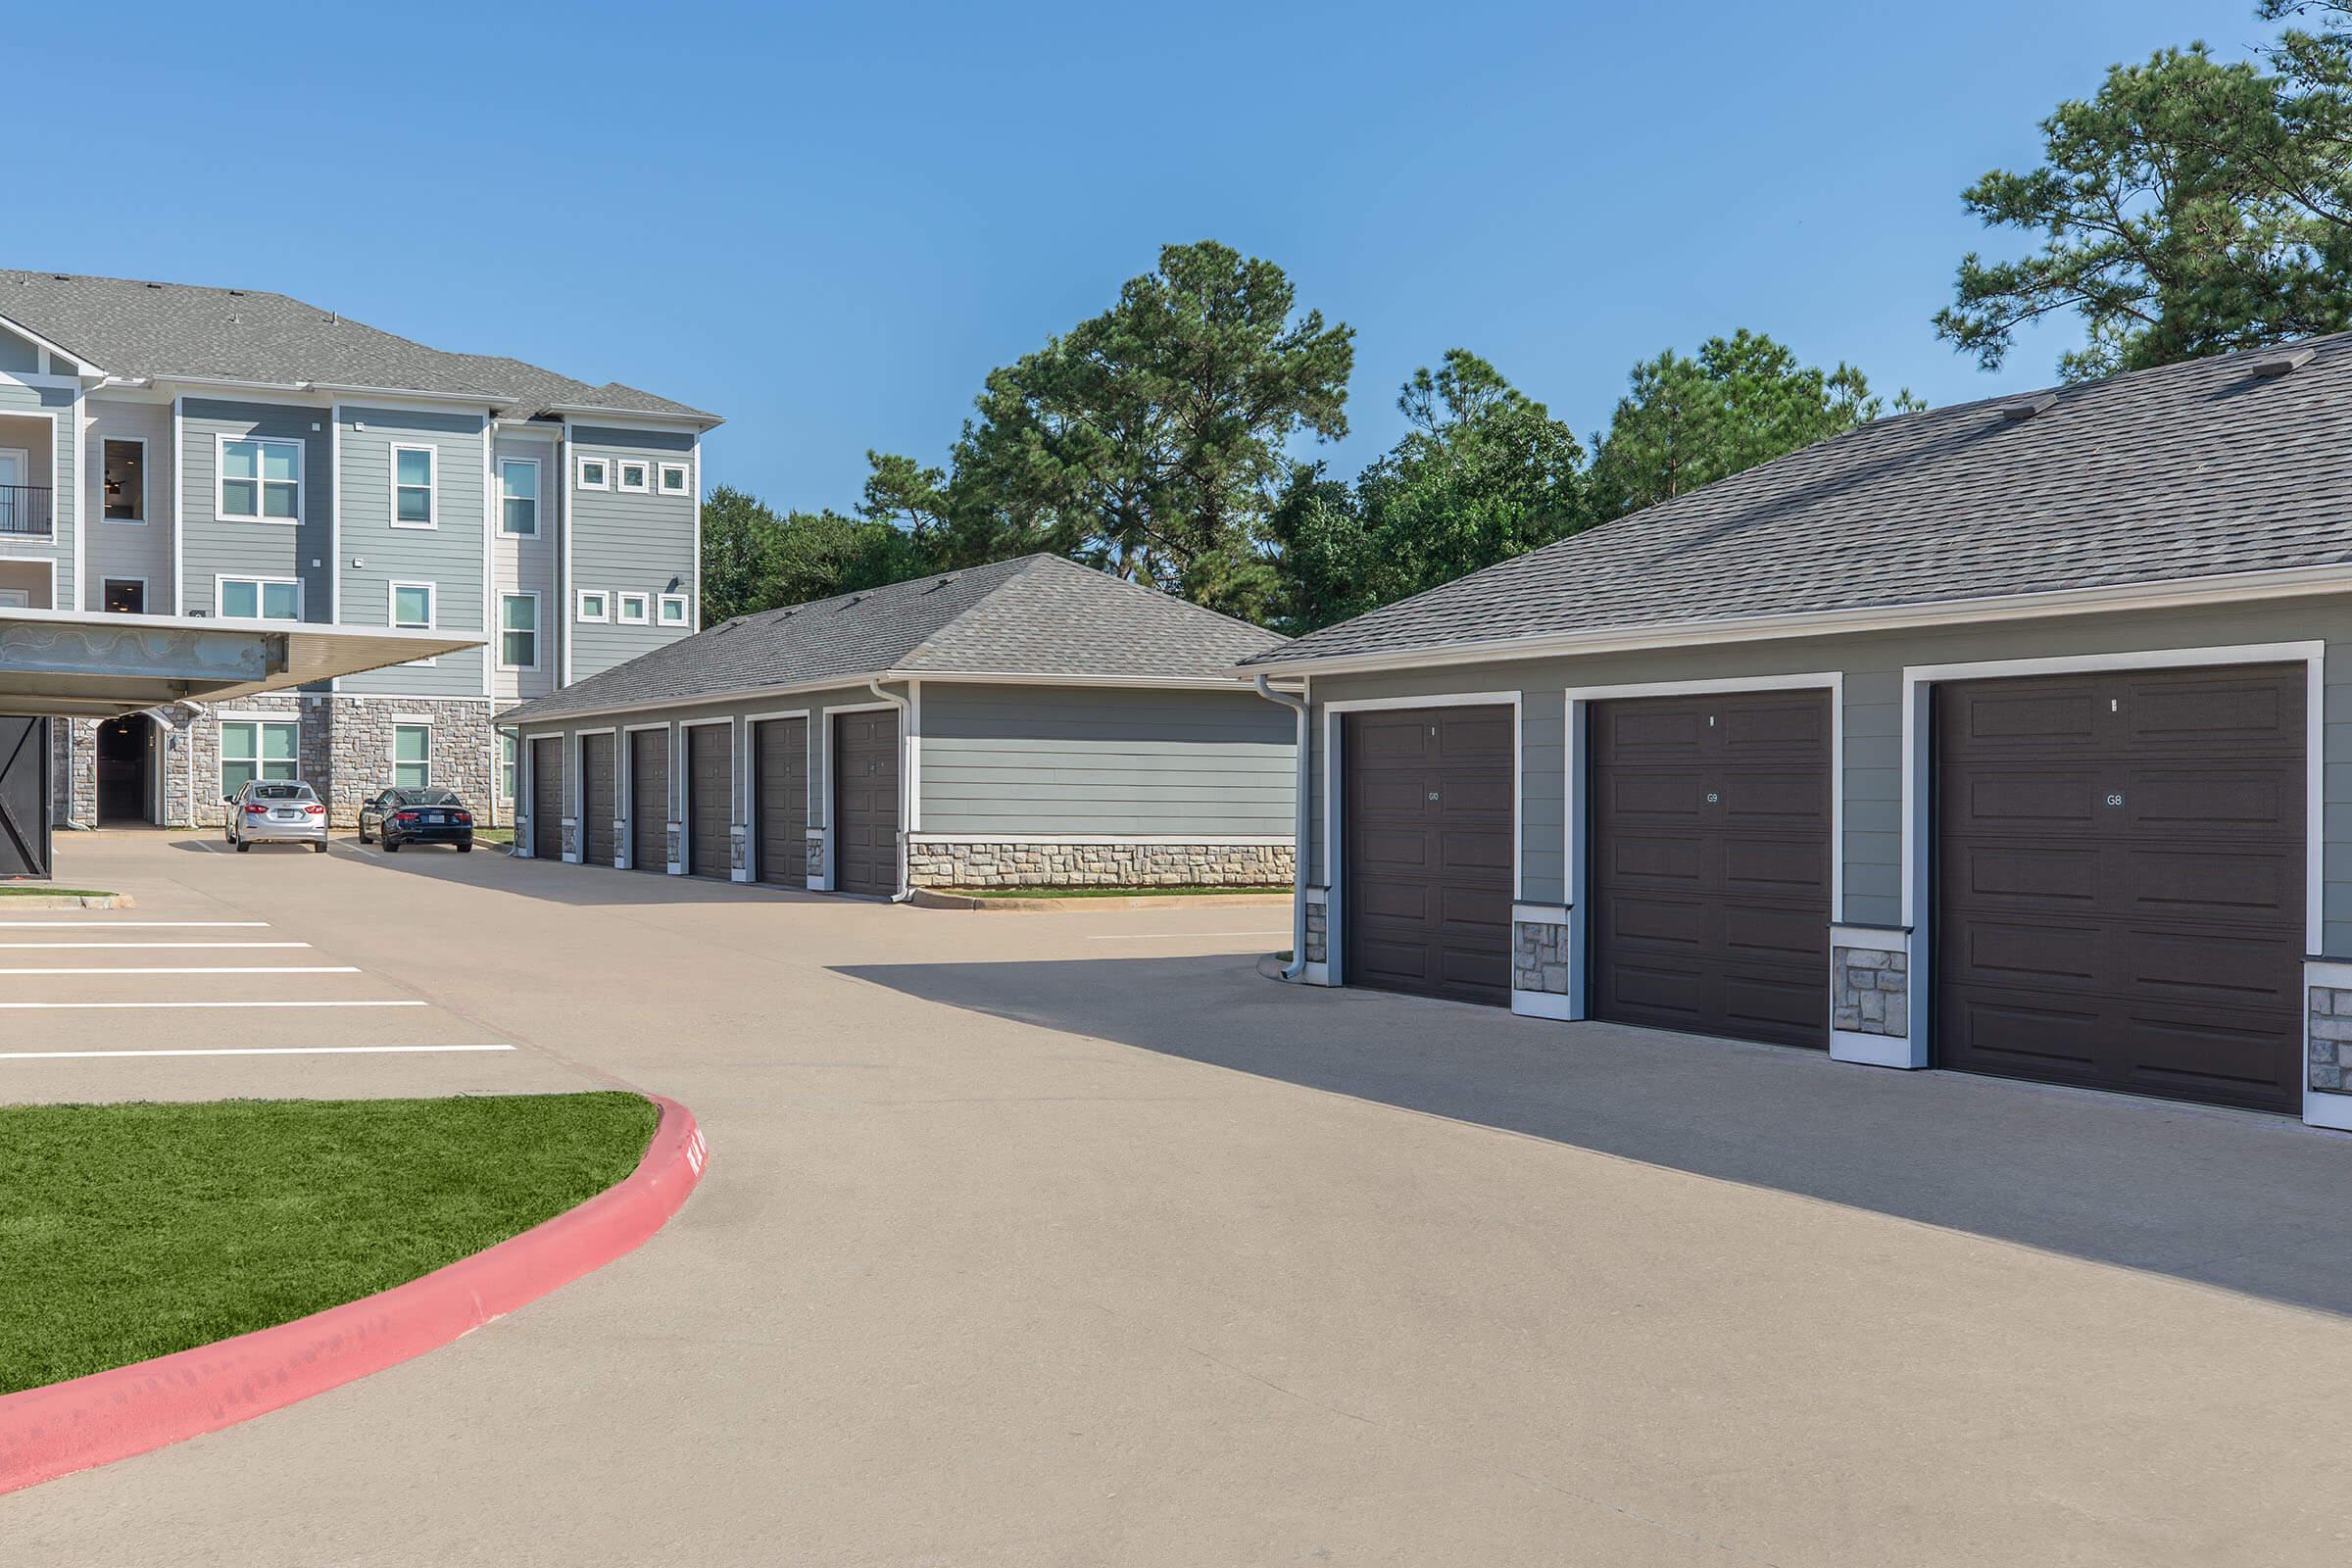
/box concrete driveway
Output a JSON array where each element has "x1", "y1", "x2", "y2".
[{"x1": 7, "y1": 831, "x2": 2352, "y2": 1566}]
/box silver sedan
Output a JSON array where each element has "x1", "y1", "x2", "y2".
[{"x1": 225, "y1": 780, "x2": 330, "y2": 853}]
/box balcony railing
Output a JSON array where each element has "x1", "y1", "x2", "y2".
[{"x1": 0, "y1": 485, "x2": 52, "y2": 537}]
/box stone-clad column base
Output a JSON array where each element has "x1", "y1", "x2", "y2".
[
  {"x1": 1830, "y1": 924, "x2": 1924, "y2": 1068},
  {"x1": 1509, "y1": 903, "x2": 1576, "y2": 1021},
  {"x1": 1299, "y1": 886, "x2": 1332, "y2": 985},
  {"x1": 2303, "y1": 960, "x2": 2352, "y2": 1132}
]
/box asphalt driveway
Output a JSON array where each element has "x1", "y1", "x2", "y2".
[{"x1": 6, "y1": 831, "x2": 2352, "y2": 1566}]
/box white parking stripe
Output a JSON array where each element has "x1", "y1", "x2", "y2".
[
  {"x1": 0, "y1": 942, "x2": 313, "y2": 950},
  {"x1": 0, "y1": 920, "x2": 270, "y2": 929},
  {"x1": 0, "y1": 999, "x2": 427, "y2": 1010},
  {"x1": 0, "y1": 1044, "x2": 515, "y2": 1060},
  {"x1": 0, "y1": 965, "x2": 360, "y2": 976}
]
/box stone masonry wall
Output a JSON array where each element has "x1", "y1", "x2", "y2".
[
  {"x1": 2309, "y1": 985, "x2": 2352, "y2": 1094},
  {"x1": 325, "y1": 699, "x2": 495, "y2": 824},
  {"x1": 1513, "y1": 918, "x2": 1571, "y2": 996},
  {"x1": 1834, "y1": 945, "x2": 1909, "y2": 1037},
  {"x1": 905, "y1": 839, "x2": 1295, "y2": 890},
  {"x1": 1303, "y1": 895, "x2": 1327, "y2": 966}
]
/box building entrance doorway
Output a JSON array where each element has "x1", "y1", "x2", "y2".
[{"x1": 96, "y1": 714, "x2": 155, "y2": 824}]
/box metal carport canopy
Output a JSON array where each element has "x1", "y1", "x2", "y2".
[{"x1": 0, "y1": 609, "x2": 481, "y2": 718}]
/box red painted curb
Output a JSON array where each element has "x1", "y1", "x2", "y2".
[{"x1": 0, "y1": 1094, "x2": 707, "y2": 1496}]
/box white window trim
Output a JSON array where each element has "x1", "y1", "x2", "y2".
[
  {"x1": 499, "y1": 732, "x2": 517, "y2": 802},
  {"x1": 615, "y1": 458, "x2": 651, "y2": 494},
  {"x1": 218, "y1": 714, "x2": 302, "y2": 799},
  {"x1": 498, "y1": 590, "x2": 542, "y2": 672},
  {"x1": 100, "y1": 435, "x2": 147, "y2": 525},
  {"x1": 213, "y1": 573, "x2": 304, "y2": 621},
  {"x1": 498, "y1": 456, "x2": 541, "y2": 537},
  {"x1": 389, "y1": 719, "x2": 434, "y2": 790},
  {"x1": 657, "y1": 593, "x2": 689, "y2": 627},
  {"x1": 389, "y1": 579, "x2": 437, "y2": 665},
  {"x1": 657, "y1": 461, "x2": 690, "y2": 496},
  {"x1": 214, "y1": 432, "x2": 305, "y2": 525},
  {"x1": 616, "y1": 591, "x2": 650, "y2": 625},
  {"x1": 390, "y1": 443, "x2": 438, "y2": 530},
  {"x1": 575, "y1": 455, "x2": 611, "y2": 492},
  {"x1": 576, "y1": 588, "x2": 610, "y2": 623}
]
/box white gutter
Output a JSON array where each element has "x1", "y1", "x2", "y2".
[
  {"x1": 1240, "y1": 560, "x2": 2352, "y2": 679},
  {"x1": 867, "y1": 677, "x2": 913, "y2": 903},
  {"x1": 1253, "y1": 673, "x2": 1310, "y2": 980}
]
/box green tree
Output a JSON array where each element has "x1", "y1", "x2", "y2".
[
  {"x1": 1937, "y1": 5, "x2": 2352, "y2": 380},
  {"x1": 1267, "y1": 351, "x2": 1588, "y2": 632},
  {"x1": 1587, "y1": 331, "x2": 1904, "y2": 518},
  {"x1": 697, "y1": 484, "x2": 935, "y2": 621},
  {"x1": 698, "y1": 484, "x2": 782, "y2": 625},
  {"x1": 941, "y1": 239, "x2": 1354, "y2": 620}
]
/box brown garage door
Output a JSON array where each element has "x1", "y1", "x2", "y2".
[
  {"x1": 687, "y1": 723, "x2": 732, "y2": 880},
  {"x1": 834, "y1": 710, "x2": 899, "y2": 897},
  {"x1": 756, "y1": 716, "x2": 808, "y2": 887},
  {"x1": 1590, "y1": 690, "x2": 1831, "y2": 1049},
  {"x1": 1935, "y1": 664, "x2": 2304, "y2": 1112},
  {"x1": 628, "y1": 728, "x2": 668, "y2": 873},
  {"x1": 580, "y1": 732, "x2": 615, "y2": 867},
  {"x1": 1342, "y1": 707, "x2": 1513, "y2": 1005},
  {"x1": 530, "y1": 737, "x2": 562, "y2": 860}
]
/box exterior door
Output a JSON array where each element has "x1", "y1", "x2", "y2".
[
  {"x1": 530, "y1": 737, "x2": 562, "y2": 860},
  {"x1": 1934, "y1": 664, "x2": 2304, "y2": 1112},
  {"x1": 687, "y1": 724, "x2": 732, "y2": 880},
  {"x1": 580, "y1": 732, "x2": 616, "y2": 867},
  {"x1": 1589, "y1": 690, "x2": 1832, "y2": 1049},
  {"x1": 833, "y1": 710, "x2": 900, "y2": 897},
  {"x1": 0, "y1": 716, "x2": 50, "y2": 878},
  {"x1": 628, "y1": 729, "x2": 668, "y2": 873},
  {"x1": 1341, "y1": 706, "x2": 1514, "y2": 1006},
  {"x1": 96, "y1": 715, "x2": 147, "y2": 823},
  {"x1": 0, "y1": 449, "x2": 27, "y2": 538},
  {"x1": 756, "y1": 716, "x2": 808, "y2": 886}
]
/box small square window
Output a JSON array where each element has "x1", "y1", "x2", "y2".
[
  {"x1": 657, "y1": 594, "x2": 689, "y2": 627},
  {"x1": 577, "y1": 589, "x2": 610, "y2": 622},
  {"x1": 615, "y1": 460, "x2": 650, "y2": 493},
  {"x1": 392, "y1": 582, "x2": 434, "y2": 629},
  {"x1": 657, "y1": 462, "x2": 690, "y2": 496},
  {"x1": 576, "y1": 456, "x2": 610, "y2": 491},
  {"x1": 616, "y1": 592, "x2": 650, "y2": 625}
]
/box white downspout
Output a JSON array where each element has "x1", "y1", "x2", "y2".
[
  {"x1": 867, "y1": 677, "x2": 913, "y2": 902},
  {"x1": 1253, "y1": 673, "x2": 1310, "y2": 979}
]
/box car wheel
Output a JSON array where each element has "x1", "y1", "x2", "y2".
[
  {"x1": 359, "y1": 822, "x2": 369, "y2": 844},
  {"x1": 313, "y1": 841, "x2": 328, "y2": 854},
  {"x1": 235, "y1": 839, "x2": 251, "y2": 853},
  {"x1": 458, "y1": 842, "x2": 473, "y2": 854},
  {"x1": 384, "y1": 838, "x2": 400, "y2": 853}
]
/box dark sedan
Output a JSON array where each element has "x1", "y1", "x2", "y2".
[{"x1": 358, "y1": 787, "x2": 476, "y2": 852}]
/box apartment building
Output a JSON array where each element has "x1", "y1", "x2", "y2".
[{"x1": 0, "y1": 270, "x2": 719, "y2": 825}]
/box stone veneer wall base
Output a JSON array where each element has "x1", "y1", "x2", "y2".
[{"x1": 906, "y1": 839, "x2": 1294, "y2": 890}]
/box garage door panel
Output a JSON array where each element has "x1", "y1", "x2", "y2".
[
  {"x1": 1344, "y1": 706, "x2": 1512, "y2": 1007},
  {"x1": 834, "y1": 710, "x2": 900, "y2": 897},
  {"x1": 1590, "y1": 690, "x2": 1832, "y2": 1049},
  {"x1": 628, "y1": 731, "x2": 667, "y2": 874},
  {"x1": 1958, "y1": 688, "x2": 2102, "y2": 747},
  {"x1": 1935, "y1": 664, "x2": 2303, "y2": 1113},
  {"x1": 581, "y1": 734, "x2": 615, "y2": 866},
  {"x1": 530, "y1": 738, "x2": 562, "y2": 861},
  {"x1": 755, "y1": 717, "x2": 808, "y2": 887},
  {"x1": 687, "y1": 725, "x2": 732, "y2": 881}
]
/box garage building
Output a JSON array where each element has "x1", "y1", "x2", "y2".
[
  {"x1": 499, "y1": 553, "x2": 1295, "y2": 896},
  {"x1": 1238, "y1": 336, "x2": 2352, "y2": 1133}
]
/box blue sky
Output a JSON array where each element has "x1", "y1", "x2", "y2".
[{"x1": 18, "y1": 1, "x2": 2273, "y2": 510}]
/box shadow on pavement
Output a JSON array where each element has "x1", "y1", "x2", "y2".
[{"x1": 840, "y1": 951, "x2": 2352, "y2": 1318}]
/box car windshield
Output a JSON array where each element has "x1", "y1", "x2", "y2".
[
  {"x1": 251, "y1": 784, "x2": 315, "y2": 802},
  {"x1": 398, "y1": 789, "x2": 464, "y2": 807}
]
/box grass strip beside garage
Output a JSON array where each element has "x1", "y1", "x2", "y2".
[
  {"x1": 0, "y1": 1092, "x2": 657, "y2": 1396},
  {"x1": 0, "y1": 887, "x2": 116, "y2": 898}
]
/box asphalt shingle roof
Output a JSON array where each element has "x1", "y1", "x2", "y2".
[
  {"x1": 499, "y1": 554, "x2": 1288, "y2": 725},
  {"x1": 1242, "y1": 335, "x2": 2352, "y2": 667},
  {"x1": 0, "y1": 270, "x2": 715, "y2": 421}
]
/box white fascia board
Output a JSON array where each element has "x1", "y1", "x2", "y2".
[
  {"x1": 1242, "y1": 562, "x2": 2352, "y2": 679},
  {"x1": 541, "y1": 405, "x2": 723, "y2": 432},
  {"x1": 158, "y1": 374, "x2": 511, "y2": 412}
]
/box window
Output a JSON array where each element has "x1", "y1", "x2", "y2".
[
  {"x1": 103, "y1": 438, "x2": 145, "y2": 522},
  {"x1": 576, "y1": 456, "x2": 609, "y2": 491},
  {"x1": 499, "y1": 733, "x2": 516, "y2": 800},
  {"x1": 658, "y1": 462, "x2": 689, "y2": 496},
  {"x1": 220, "y1": 718, "x2": 299, "y2": 797},
  {"x1": 616, "y1": 592, "x2": 649, "y2": 625},
  {"x1": 219, "y1": 576, "x2": 301, "y2": 620},
  {"x1": 393, "y1": 446, "x2": 435, "y2": 526},
  {"x1": 577, "y1": 589, "x2": 609, "y2": 622},
  {"x1": 616, "y1": 459, "x2": 650, "y2": 493},
  {"x1": 392, "y1": 581, "x2": 435, "y2": 629},
  {"x1": 500, "y1": 592, "x2": 539, "y2": 669},
  {"x1": 219, "y1": 436, "x2": 302, "y2": 521},
  {"x1": 657, "y1": 593, "x2": 689, "y2": 627},
  {"x1": 103, "y1": 578, "x2": 145, "y2": 614},
  {"x1": 391, "y1": 723, "x2": 432, "y2": 790},
  {"x1": 499, "y1": 459, "x2": 539, "y2": 535}
]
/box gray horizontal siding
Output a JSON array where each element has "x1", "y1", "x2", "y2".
[
  {"x1": 567, "y1": 424, "x2": 698, "y2": 681},
  {"x1": 919, "y1": 683, "x2": 1295, "y2": 837},
  {"x1": 82, "y1": 396, "x2": 174, "y2": 612},
  {"x1": 336, "y1": 405, "x2": 487, "y2": 698},
  {"x1": 0, "y1": 381, "x2": 74, "y2": 597},
  {"x1": 179, "y1": 398, "x2": 332, "y2": 621}
]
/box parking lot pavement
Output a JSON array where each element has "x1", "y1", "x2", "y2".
[{"x1": 11, "y1": 831, "x2": 2352, "y2": 1566}]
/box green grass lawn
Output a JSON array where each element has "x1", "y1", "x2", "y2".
[
  {"x1": 0, "y1": 886, "x2": 116, "y2": 898},
  {"x1": 471, "y1": 826, "x2": 516, "y2": 848},
  {"x1": 0, "y1": 1093, "x2": 657, "y2": 1395},
  {"x1": 951, "y1": 884, "x2": 1289, "y2": 899}
]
